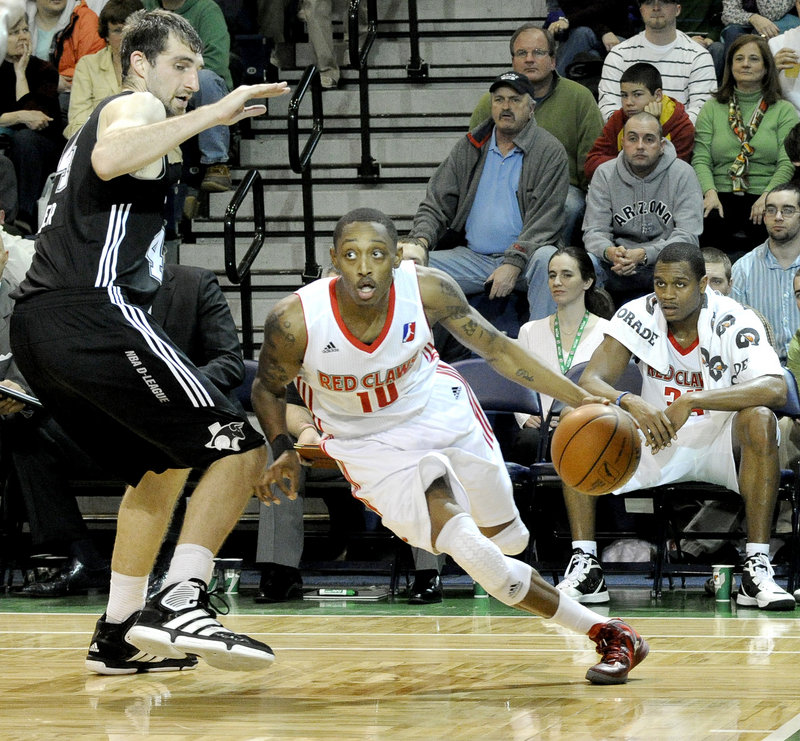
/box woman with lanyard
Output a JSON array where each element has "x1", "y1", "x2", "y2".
[{"x1": 511, "y1": 246, "x2": 614, "y2": 463}]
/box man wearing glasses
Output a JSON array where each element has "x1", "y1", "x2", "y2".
[
  {"x1": 470, "y1": 23, "x2": 603, "y2": 248},
  {"x1": 731, "y1": 182, "x2": 800, "y2": 361},
  {"x1": 597, "y1": 0, "x2": 717, "y2": 123}
]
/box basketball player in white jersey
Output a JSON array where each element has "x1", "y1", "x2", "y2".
[
  {"x1": 252, "y1": 207, "x2": 649, "y2": 685},
  {"x1": 556, "y1": 243, "x2": 795, "y2": 611}
]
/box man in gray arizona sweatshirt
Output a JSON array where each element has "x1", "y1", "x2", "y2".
[{"x1": 583, "y1": 111, "x2": 703, "y2": 298}]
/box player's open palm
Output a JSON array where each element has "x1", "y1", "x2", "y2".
[{"x1": 215, "y1": 83, "x2": 290, "y2": 126}]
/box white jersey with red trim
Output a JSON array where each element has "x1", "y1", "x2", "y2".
[
  {"x1": 640, "y1": 330, "x2": 706, "y2": 417},
  {"x1": 295, "y1": 260, "x2": 439, "y2": 439}
]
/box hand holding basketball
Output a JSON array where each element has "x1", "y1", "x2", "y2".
[{"x1": 551, "y1": 403, "x2": 641, "y2": 496}]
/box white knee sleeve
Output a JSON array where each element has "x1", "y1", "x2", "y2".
[
  {"x1": 489, "y1": 517, "x2": 530, "y2": 555},
  {"x1": 435, "y1": 512, "x2": 532, "y2": 606}
]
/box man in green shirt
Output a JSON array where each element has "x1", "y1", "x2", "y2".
[{"x1": 470, "y1": 23, "x2": 603, "y2": 247}]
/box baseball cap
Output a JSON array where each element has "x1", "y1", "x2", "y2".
[{"x1": 489, "y1": 71, "x2": 536, "y2": 98}]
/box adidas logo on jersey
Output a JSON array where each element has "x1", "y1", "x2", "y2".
[
  {"x1": 322, "y1": 342, "x2": 338, "y2": 353},
  {"x1": 508, "y1": 581, "x2": 524, "y2": 600},
  {"x1": 451, "y1": 387, "x2": 461, "y2": 399}
]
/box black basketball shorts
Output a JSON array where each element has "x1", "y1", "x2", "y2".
[{"x1": 10, "y1": 289, "x2": 264, "y2": 485}]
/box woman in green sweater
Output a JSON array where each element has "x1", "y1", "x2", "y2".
[{"x1": 693, "y1": 34, "x2": 798, "y2": 256}]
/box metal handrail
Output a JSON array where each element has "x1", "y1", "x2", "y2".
[
  {"x1": 406, "y1": 0, "x2": 428, "y2": 79},
  {"x1": 223, "y1": 67, "x2": 325, "y2": 356},
  {"x1": 348, "y1": 0, "x2": 380, "y2": 180},
  {"x1": 288, "y1": 64, "x2": 324, "y2": 285},
  {"x1": 223, "y1": 169, "x2": 265, "y2": 359},
  {"x1": 288, "y1": 64, "x2": 324, "y2": 173}
]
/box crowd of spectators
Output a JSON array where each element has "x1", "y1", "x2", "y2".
[{"x1": 11, "y1": 1, "x2": 800, "y2": 606}]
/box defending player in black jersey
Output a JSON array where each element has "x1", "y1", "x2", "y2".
[{"x1": 10, "y1": 9, "x2": 287, "y2": 674}]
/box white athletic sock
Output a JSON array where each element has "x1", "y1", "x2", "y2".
[
  {"x1": 165, "y1": 543, "x2": 215, "y2": 587},
  {"x1": 551, "y1": 592, "x2": 608, "y2": 635},
  {"x1": 745, "y1": 542, "x2": 770, "y2": 558},
  {"x1": 106, "y1": 572, "x2": 149, "y2": 624},
  {"x1": 573, "y1": 540, "x2": 598, "y2": 557}
]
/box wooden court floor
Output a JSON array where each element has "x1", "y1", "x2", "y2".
[{"x1": 2, "y1": 589, "x2": 800, "y2": 741}]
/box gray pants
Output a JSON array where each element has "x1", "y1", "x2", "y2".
[{"x1": 256, "y1": 468, "x2": 445, "y2": 573}]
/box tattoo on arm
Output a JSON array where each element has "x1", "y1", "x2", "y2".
[
  {"x1": 461, "y1": 318, "x2": 479, "y2": 337},
  {"x1": 261, "y1": 301, "x2": 304, "y2": 393},
  {"x1": 262, "y1": 363, "x2": 292, "y2": 393},
  {"x1": 439, "y1": 278, "x2": 461, "y2": 298},
  {"x1": 516, "y1": 368, "x2": 536, "y2": 383},
  {"x1": 263, "y1": 309, "x2": 296, "y2": 348}
]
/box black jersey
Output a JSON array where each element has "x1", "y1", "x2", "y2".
[{"x1": 14, "y1": 92, "x2": 181, "y2": 308}]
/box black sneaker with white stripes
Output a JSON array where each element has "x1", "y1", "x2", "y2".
[
  {"x1": 736, "y1": 553, "x2": 795, "y2": 611},
  {"x1": 125, "y1": 578, "x2": 275, "y2": 671},
  {"x1": 85, "y1": 612, "x2": 198, "y2": 675},
  {"x1": 556, "y1": 548, "x2": 610, "y2": 604}
]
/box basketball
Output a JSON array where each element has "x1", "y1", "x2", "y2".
[{"x1": 551, "y1": 403, "x2": 641, "y2": 496}]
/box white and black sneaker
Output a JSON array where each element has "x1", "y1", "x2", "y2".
[
  {"x1": 736, "y1": 553, "x2": 795, "y2": 611},
  {"x1": 556, "y1": 548, "x2": 610, "y2": 604},
  {"x1": 86, "y1": 612, "x2": 198, "y2": 675},
  {"x1": 126, "y1": 578, "x2": 276, "y2": 671}
]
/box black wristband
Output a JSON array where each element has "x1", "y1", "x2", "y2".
[{"x1": 270, "y1": 433, "x2": 295, "y2": 460}]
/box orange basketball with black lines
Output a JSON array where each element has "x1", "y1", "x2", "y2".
[{"x1": 551, "y1": 403, "x2": 641, "y2": 496}]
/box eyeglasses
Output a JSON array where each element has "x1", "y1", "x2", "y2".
[
  {"x1": 764, "y1": 205, "x2": 799, "y2": 217},
  {"x1": 513, "y1": 48, "x2": 551, "y2": 58}
]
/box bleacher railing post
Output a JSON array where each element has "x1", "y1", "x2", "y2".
[
  {"x1": 406, "y1": 0, "x2": 428, "y2": 79},
  {"x1": 288, "y1": 65, "x2": 324, "y2": 283},
  {"x1": 224, "y1": 169, "x2": 265, "y2": 359},
  {"x1": 349, "y1": 0, "x2": 380, "y2": 181}
]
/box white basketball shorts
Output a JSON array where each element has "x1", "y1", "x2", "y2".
[
  {"x1": 616, "y1": 409, "x2": 777, "y2": 495},
  {"x1": 321, "y1": 365, "x2": 519, "y2": 553}
]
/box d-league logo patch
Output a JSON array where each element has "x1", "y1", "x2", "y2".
[
  {"x1": 402, "y1": 322, "x2": 416, "y2": 343},
  {"x1": 205, "y1": 422, "x2": 246, "y2": 451}
]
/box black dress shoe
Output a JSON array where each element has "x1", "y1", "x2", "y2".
[
  {"x1": 19, "y1": 558, "x2": 110, "y2": 598},
  {"x1": 408, "y1": 572, "x2": 443, "y2": 604},
  {"x1": 255, "y1": 563, "x2": 303, "y2": 603}
]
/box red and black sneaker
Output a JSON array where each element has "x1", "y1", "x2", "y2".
[{"x1": 586, "y1": 618, "x2": 649, "y2": 685}]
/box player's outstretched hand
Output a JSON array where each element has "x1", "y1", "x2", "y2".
[
  {"x1": 215, "y1": 82, "x2": 290, "y2": 126},
  {"x1": 255, "y1": 450, "x2": 301, "y2": 505}
]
